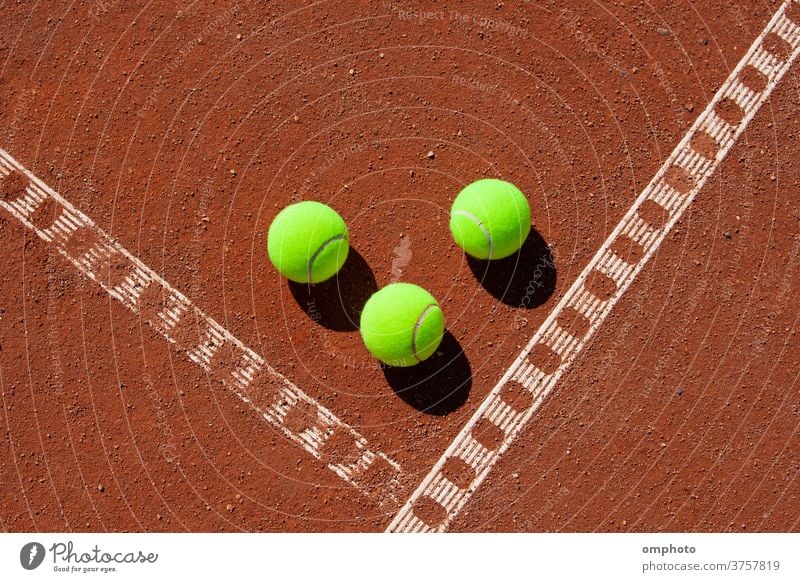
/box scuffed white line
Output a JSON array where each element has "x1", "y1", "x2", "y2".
[
  {"x1": 0, "y1": 148, "x2": 401, "y2": 505},
  {"x1": 387, "y1": 1, "x2": 800, "y2": 532}
]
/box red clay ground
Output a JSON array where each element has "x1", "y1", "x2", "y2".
[{"x1": 1, "y1": 1, "x2": 797, "y2": 531}]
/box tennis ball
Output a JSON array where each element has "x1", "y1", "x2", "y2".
[
  {"x1": 360, "y1": 283, "x2": 445, "y2": 367},
  {"x1": 449, "y1": 178, "x2": 531, "y2": 260},
  {"x1": 267, "y1": 201, "x2": 349, "y2": 284}
]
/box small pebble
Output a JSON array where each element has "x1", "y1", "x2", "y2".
[
  {"x1": 348, "y1": 68, "x2": 355, "y2": 75},
  {"x1": 656, "y1": 27, "x2": 670, "y2": 36},
  {"x1": 97, "y1": 484, "x2": 105, "y2": 492},
  {"x1": 723, "y1": 231, "x2": 732, "y2": 239},
  {"x1": 236, "y1": 33, "x2": 242, "y2": 41},
  {"x1": 425, "y1": 150, "x2": 435, "y2": 160}
]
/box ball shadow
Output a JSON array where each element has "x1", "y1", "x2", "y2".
[
  {"x1": 383, "y1": 331, "x2": 471, "y2": 416},
  {"x1": 467, "y1": 228, "x2": 557, "y2": 309},
  {"x1": 289, "y1": 248, "x2": 377, "y2": 332}
]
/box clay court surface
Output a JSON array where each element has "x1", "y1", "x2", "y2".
[{"x1": 1, "y1": 1, "x2": 799, "y2": 532}]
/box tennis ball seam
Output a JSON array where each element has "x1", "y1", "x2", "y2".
[
  {"x1": 452, "y1": 209, "x2": 493, "y2": 259},
  {"x1": 307, "y1": 233, "x2": 347, "y2": 283},
  {"x1": 411, "y1": 303, "x2": 439, "y2": 362}
]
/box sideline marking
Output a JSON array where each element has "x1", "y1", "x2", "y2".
[
  {"x1": 388, "y1": 1, "x2": 800, "y2": 532},
  {"x1": 0, "y1": 149, "x2": 401, "y2": 505}
]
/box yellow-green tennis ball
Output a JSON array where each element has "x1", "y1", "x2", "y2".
[
  {"x1": 450, "y1": 178, "x2": 531, "y2": 260},
  {"x1": 360, "y1": 283, "x2": 445, "y2": 367},
  {"x1": 267, "y1": 201, "x2": 349, "y2": 284}
]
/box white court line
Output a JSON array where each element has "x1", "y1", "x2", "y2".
[
  {"x1": 0, "y1": 150, "x2": 401, "y2": 506},
  {"x1": 388, "y1": 1, "x2": 800, "y2": 532}
]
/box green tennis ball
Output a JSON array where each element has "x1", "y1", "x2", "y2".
[
  {"x1": 267, "y1": 201, "x2": 349, "y2": 284},
  {"x1": 360, "y1": 283, "x2": 445, "y2": 367},
  {"x1": 450, "y1": 178, "x2": 531, "y2": 260}
]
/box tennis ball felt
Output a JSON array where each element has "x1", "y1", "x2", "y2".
[
  {"x1": 449, "y1": 178, "x2": 531, "y2": 260},
  {"x1": 360, "y1": 283, "x2": 445, "y2": 367},
  {"x1": 267, "y1": 201, "x2": 349, "y2": 284}
]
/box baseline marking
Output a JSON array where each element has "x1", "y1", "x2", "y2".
[
  {"x1": 0, "y1": 148, "x2": 401, "y2": 505},
  {"x1": 388, "y1": 0, "x2": 800, "y2": 531}
]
